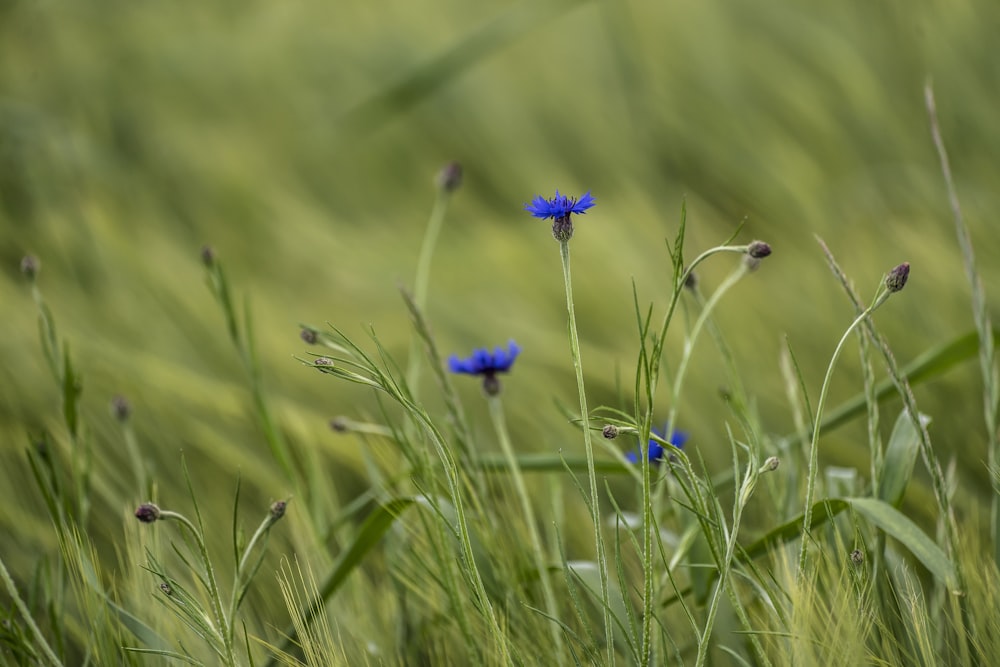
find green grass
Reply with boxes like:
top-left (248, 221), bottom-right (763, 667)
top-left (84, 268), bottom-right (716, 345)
top-left (2, 0), bottom-right (999, 664)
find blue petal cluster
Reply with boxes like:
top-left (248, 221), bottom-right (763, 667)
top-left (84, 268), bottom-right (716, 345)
top-left (524, 190), bottom-right (596, 220)
top-left (448, 341), bottom-right (521, 376)
top-left (626, 425), bottom-right (688, 465)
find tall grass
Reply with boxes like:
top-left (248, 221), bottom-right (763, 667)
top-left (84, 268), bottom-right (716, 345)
top-left (2, 1), bottom-right (1000, 665)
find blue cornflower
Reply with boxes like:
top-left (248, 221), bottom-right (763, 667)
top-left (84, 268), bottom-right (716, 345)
top-left (525, 190), bottom-right (595, 241)
top-left (448, 341), bottom-right (520, 395)
top-left (625, 425), bottom-right (688, 465)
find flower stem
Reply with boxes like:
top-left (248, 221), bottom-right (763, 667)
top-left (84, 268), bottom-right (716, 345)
top-left (160, 510), bottom-right (235, 665)
top-left (798, 287), bottom-right (890, 578)
top-left (488, 395), bottom-right (565, 664)
top-left (406, 188), bottom-right (452, 398)
top-left (557, 239), bottom-right (612, 661)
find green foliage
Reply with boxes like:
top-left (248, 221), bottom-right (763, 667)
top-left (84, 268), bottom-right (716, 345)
top-left (3, 0), bottom-right (1000, 665)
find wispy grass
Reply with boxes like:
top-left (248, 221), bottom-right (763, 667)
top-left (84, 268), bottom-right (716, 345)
top-left (2, 2), bottom-right (1000, 665)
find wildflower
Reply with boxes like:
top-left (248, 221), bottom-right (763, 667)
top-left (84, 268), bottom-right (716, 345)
top-left (437, 161), bottom-right (463, 193)
top-left (885, 262), bottom-right (910, 293)
top-left (20, 255), bottom-right (39, 280)
top-left (747, 240), bottom-right (772, 259)
top-left (269, 500), bottom-right (288, 521)
top-left (329, 416), bottom-right (351, 433)
top-left (760, 456), bottom-right (780, 473)
top-left (625, 425), bottom-right (688, 465)
top-left (744, 240), bottom-right (772, 272)
top-left (135, 503), bottom-right (161, 523)
top-left (111, 395), bottom-right (132, 422)
top-left (200, 245), bottom-right (216, 267)
top-left (448, 341), bottom-right (520, 395)
top-left (525, 190), bottom-right (595, 241)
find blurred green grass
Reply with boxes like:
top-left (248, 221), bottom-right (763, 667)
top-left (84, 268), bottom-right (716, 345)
top-left (2, 0), bottom-right (998, 574)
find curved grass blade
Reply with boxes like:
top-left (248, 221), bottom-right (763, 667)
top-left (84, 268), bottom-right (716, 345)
top-left (848, 497), bottom-right (956, 589)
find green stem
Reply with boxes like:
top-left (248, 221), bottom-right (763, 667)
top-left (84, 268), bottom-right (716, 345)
top-left (798, 288), bottom-right (889, 577)
top-left (696, 460), bottom-right (754, 667)
top-left (406, 189), bottom-right (451, 399)
top-left (558, 239), bottom-right (612, 662)
top-left (664, 263), bottom-right (749, 451)
top-left (488, 395), bottom-right (565, 664)
top-left (161, 510), bottom-right (235, 665)
top-left (0, 554), bottom-right (62, 667)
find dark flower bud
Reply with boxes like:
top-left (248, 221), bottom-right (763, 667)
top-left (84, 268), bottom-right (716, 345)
top-left (160, 582), bottom-right (174, 595)
top-left (200, 245), bottom-right (216, 267)
top-left (885, 262), bottom-right (910, 293)
top-left (20, 255), bottom-right (39, 280)
top-left (329, 417), bottom-right (351, 433)
top-left (747, 241), bottom-right (772, 259)
top-left (684, 268), bottom-right (697, 291)
top-left (111, 395), bottom-right (132, 422)
top-left (135, 503), bottom-right (161, 523)
top-left (314, 357), bottom-right (334, 367)
top-left (437, 161), bottom-right (463, 193)
top-left (300, 328), bottom-right (318, 345)
top-left (850, 549), bottom-right (864, 565)
top-left (602, 424), bottom-right (619, 440)
top-left (270, 500), bottom-right (288, 521)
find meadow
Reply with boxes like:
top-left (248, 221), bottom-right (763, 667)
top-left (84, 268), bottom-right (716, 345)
top-left (2, 0), bottom-right (999, 664)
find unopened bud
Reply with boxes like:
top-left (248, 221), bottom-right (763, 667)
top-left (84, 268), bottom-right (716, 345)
top-left (135, 503), bottom-right (161, 523)
top-left (602, 424), bottom-right (619, 440)
top-left (20, 255), bottom-right (40, 280)
top-left (437, 161), bottom-right (463, 193)
top-left (885, 262), bottom-right (910, 293)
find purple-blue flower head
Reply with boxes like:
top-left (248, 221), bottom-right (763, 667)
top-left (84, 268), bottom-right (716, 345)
top-left (525, 190), bottom-right (595, 220)
top-left (525, 190), bottom-right (595, 241)
top-left (626, 425), bottom-right (688, 465)
top-left (449, 341), bottom-right (520, 395)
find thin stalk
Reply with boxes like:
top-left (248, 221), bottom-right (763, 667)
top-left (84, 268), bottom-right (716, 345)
top-left (798, 286), bottom-right (891, 578)
top-left (558, 238), bottom-right (613, 662)
top-left (488, 395), bottom-right (565, 663)
top-left (227, 506), bottom-right (284, 648)
top-left (406, 187), bottom-right (453, 398)
top-left (925, 83), bottom-right (999, 567)
top-left (664, 262), bottom-right (749, 446)
top-left (0, 554), bottom-right (62, 667)
top-left (696, 459), bottom-right (754, 667)
top-left (160, 510), bottom-right (235, 666)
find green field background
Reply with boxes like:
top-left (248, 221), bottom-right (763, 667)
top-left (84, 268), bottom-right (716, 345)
top-left (2, 0), bottom-right (998, 610)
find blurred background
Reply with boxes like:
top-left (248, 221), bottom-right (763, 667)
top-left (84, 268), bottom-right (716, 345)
top-left (2, 0), bottom-right (998, 578)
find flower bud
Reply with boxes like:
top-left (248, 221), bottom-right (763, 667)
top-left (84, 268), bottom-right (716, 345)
top-left (20, 255), bottom-right (39, 280)
top-left (885, 262), bottom-right (910, 293)
top-left (437, 161), bottom-right (463, 193)
top-left (135, 503), bottom-right (161, 523)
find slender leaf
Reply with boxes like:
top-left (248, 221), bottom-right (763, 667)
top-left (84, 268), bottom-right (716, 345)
top-left (878, 410), bottom-right (928, 507)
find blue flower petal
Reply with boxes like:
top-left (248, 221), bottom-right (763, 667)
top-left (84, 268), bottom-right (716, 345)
top-left (449, 341), bottom-right (520, 376)
top-left (525, 191), bottom-right (596, 220)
